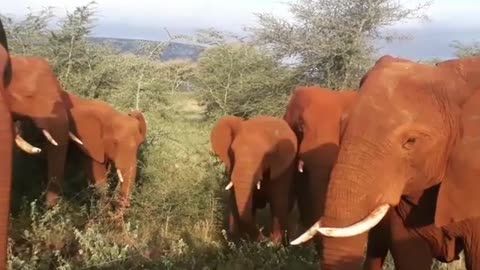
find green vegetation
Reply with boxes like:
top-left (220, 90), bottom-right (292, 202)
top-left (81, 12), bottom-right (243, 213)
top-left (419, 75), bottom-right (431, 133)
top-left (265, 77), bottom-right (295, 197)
top-left (2, 0), bottom-right (477, 269)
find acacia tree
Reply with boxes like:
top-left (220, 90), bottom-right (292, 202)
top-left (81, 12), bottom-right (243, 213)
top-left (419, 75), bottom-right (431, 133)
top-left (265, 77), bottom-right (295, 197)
top-left (250, 0), bottom-right (432, 89)
top-left (451, 40), bottom-right (480, 58)
top-left (195, 42), bottom-right (295, 118)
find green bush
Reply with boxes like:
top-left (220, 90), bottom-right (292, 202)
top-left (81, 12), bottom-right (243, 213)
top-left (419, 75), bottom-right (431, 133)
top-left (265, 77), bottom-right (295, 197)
top-left (195, 43), bottom-right (296, 119)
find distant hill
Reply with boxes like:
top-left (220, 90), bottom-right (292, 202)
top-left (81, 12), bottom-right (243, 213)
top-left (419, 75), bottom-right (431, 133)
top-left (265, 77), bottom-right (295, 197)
top-left (89, 37), bottom-right (208, 61)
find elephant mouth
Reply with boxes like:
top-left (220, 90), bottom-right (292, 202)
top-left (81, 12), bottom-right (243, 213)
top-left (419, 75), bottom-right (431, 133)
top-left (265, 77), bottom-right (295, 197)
top-left (290, 203), bottom-right (390, 245)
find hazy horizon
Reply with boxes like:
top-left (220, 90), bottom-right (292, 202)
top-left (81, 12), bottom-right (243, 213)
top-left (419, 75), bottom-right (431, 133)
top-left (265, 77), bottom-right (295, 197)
top-left (3, 0), bottom-right (480, 60)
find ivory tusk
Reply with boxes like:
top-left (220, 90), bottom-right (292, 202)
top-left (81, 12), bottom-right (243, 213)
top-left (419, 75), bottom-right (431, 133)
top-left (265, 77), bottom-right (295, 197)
top-left (42, 129), bottom-right (58, 146)
top-left (225, 181), bottom-right (233, 190)
top-left (116, 169), bottom-right (125, 183)
top-left (298, 160), bottom-right (304, 173)
top-left (15, 134), bottom-right (42, 154)
top-left (290, 221), bottom-right (321, 245)
top-left (290, 204), bottom-right (390, 244)
top-left (69, 132), bottom-right (83, 145)
top-left (317, 204), bottom-right (390, 238)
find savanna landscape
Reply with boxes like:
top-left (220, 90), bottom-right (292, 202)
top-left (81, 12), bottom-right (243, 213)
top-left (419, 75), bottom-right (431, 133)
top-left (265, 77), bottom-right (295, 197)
top-left (1, 0), bottom-right (479, 269)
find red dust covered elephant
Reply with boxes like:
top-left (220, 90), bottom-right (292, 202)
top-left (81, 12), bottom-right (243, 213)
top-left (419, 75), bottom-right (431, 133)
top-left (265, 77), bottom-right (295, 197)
top-left (210, 115), bottom-right (297, 244)
top-left (61, 90), bottom-right (147, 211)
top-left (283, 86), bottom-right (358, 248)
top-left (291, 55), bottom-right (480, 270)
top-left (7, 56), bottom-right (82, 207)
top-left (0, 18), bottom-right (14, 269)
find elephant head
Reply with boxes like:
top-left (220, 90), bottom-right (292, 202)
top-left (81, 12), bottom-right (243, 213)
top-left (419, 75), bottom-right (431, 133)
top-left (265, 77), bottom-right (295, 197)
top-left (210, 116), bottom-right (244, 175)
top-left (0, 17), bottom-right (13, 269)
top-left (68, 102), bottom-right (147, 207)
top-left (283, 86), bottom-right (357, 231)
top-left (291, 55), bottom-right (478, 269)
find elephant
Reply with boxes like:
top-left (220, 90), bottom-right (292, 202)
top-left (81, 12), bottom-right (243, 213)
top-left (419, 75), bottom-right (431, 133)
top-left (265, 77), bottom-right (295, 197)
top-left (290, 55), bottom-right (480, 270)
top-left (210, 115), bottom-right (298, 244)
top-left (0, 17), bottom-right (13, 270)
top-left (7, 56), bottom-right (82, 207)
top-left (282, 86), bottom-right (358, 246)
top-left (60, 90), bottom-right (147, 211)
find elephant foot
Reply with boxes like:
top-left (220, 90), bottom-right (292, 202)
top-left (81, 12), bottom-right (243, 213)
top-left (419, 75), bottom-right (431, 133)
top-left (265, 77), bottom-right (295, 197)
top-left (270, 231), bottom-right (288, 246)
top-left (46, 191), bottom-right (61, 208)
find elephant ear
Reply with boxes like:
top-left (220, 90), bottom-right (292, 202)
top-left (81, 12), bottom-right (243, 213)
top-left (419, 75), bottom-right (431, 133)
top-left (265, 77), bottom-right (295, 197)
top-left (210, 116), bottom-right (243, 172)
top-left (435, 89), bottom-right (480, 227)
top-left (128, 110), bottom-right (147, 142)
top-left (69, 107), bottom-right (105, 163)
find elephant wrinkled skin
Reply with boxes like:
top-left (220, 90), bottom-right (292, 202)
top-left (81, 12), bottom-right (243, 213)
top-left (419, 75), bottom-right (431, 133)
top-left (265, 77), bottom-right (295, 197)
top-left (210, 115), bottom-right (297, 244)
top-left (283, 86), bottom-right (357, 247)
top-left (61, 91), bottom-right (147, 211)
top-left (292, 55), bottom-right (480, 270)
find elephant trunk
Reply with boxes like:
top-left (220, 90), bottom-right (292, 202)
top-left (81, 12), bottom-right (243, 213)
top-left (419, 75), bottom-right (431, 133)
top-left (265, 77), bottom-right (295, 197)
top-left (231, 163), bottom-right (258, 240)
top-left (0, 90), bottom-right (12, 268)
top-left (320, 234), bottom-right (368, 270)
top-left (117, 163), bottom-right (137, 208)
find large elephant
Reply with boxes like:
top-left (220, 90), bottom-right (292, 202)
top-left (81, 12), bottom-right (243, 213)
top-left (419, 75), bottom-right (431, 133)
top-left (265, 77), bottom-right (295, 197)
top-left (61, 91), bottom-right (147, 211)
top-left (7, 56), bottom-right (81, 207)
top-left (362, 55), bottom-right (480, 270)
top-left (291, 55), bottom-right (480, 270)
top-left (210, 115), bottom-right (298, 244)
top-left (0, 18), bottom-right (14, 270)
top-left (283, 86), bottom-right (358, 245)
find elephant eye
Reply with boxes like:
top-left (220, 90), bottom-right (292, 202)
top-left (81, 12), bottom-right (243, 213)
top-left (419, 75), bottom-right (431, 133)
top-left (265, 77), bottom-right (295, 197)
top-left (402, 137), bottom-right (416, 150)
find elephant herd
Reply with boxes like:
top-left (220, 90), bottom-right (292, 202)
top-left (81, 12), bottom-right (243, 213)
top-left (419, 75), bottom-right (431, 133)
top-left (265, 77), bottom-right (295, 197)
top-left (211, 55), bottom-right (480, 270)
top-left (0, 19), bottom-right (147, 269)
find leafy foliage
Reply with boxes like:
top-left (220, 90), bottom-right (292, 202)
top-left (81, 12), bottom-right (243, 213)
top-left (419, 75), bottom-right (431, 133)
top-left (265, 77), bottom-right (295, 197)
top-left (451, 40), bottom-right (480, 58)
top-left (250, 0), bottom-right (432, 89)
top-left (195, 42), bottom-right (296, 118)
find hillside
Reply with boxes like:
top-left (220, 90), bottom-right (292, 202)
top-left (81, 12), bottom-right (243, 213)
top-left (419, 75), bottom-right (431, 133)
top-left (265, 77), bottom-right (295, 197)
top-left (89, 37), bottom-right (207, 61)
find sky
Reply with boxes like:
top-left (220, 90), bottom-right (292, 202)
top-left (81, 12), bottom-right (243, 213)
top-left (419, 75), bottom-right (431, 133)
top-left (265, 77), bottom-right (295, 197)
top-left (2, 0), bottom-right (480, 59)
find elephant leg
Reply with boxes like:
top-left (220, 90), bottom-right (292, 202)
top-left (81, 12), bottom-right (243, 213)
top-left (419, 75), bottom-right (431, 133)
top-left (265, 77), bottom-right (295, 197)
top-left (459, 220), bottom-right (480, 270)
top-left (363, 210), bottom-right (391, 270)
top-left (45, 144), bottom-right (68, 207)
top-left (89, 161), bottom-right (109, 204)
top-left (389, 208), bottom-right (433, 270)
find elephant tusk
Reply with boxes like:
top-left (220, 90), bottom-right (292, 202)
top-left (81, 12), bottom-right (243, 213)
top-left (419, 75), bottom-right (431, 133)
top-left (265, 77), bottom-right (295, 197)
top-left (116, 169), bottom-right (125, 183)
top-left (15, 134), bottom-right (42, 154)
top-left (256, 181), bottom-right (261, 190)
top-left (42, 129), bottom-right (58, 146)
top-left (69, 132), bottom-right (83, 145)
top-left (290, 221), bottom-right (321, 245)
top-left (298, 160), bottom-right (304, 173)
top-left (225, 181), bottom-right (233, 190)
top-left (316, 204), bottom-right (390, 238)
top-left (291, 204), bottom-right (390, 244)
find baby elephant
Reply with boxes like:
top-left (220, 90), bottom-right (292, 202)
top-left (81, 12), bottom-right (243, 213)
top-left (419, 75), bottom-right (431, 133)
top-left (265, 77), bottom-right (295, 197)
top-left (210, 115), bottom-right (298, 245)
